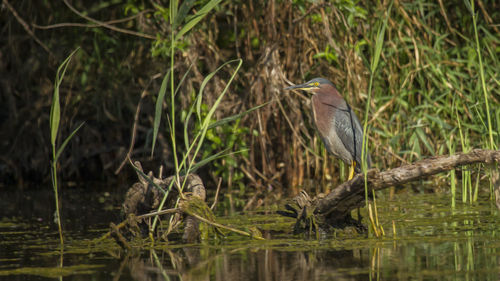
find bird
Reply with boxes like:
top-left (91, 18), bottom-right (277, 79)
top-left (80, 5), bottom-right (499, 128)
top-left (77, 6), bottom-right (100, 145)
top-left (285, 77), bottom-right (371, 180)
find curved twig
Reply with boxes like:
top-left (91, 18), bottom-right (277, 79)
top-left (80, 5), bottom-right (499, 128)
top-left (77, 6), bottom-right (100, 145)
top-left (3, 0), bottom-right (54, 57)
top-left (62, 0), bottom-right (156, 39)
top-left (32, 9), bottom-right (154, 30)
top-left (115, 74), bottom-right (162, 174)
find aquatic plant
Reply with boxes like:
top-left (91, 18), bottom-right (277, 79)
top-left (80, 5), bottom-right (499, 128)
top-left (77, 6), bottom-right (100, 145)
top-left (49, 48), bottom-right (84, 245)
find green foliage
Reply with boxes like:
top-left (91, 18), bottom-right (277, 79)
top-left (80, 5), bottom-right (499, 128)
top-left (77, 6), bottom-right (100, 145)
top-left (129, 0), bottom-right (222, 58)
top-left (204, 107), bottom-right (249, 190)
top-left (150, 56), bottom-right (243, 235)
top-left (146, 0), bottom-right (263, 234)
top-left (335, 0), bottom-right (367, 27)
top-left (292, 0), bottom-right (367, 27)
top-left (343, 1), bottom-right (499, 164)
top-left (313, 45), bottom-right (338, 64)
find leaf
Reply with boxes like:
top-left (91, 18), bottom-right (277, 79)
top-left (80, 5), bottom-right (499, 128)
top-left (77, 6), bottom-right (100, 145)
top-left (55, 122), bottom-right (85, 161)
top-left (174, 0), bottom-right (196, 28)
top-left (463, 0), bottom-right (473, 13)
top-left (208, 102), bottom-right (270, 130)
top-left (196, 58), bottom-right (234, 122)
top-left (415, 127), bottom-right (435, 155)
top-left (424, 113), bottom-right (452, 130)
top-left (189, 149), bottom-right (247, 173)
top-left (371, 2), bottom-right (392, 73)
top-left (184, 91), bottom-right (196, 153)
top-left (50, 48), bottom-right (79, 147)
top-left (152, 70), bottom-right (171, 156)
top-left (179, 59), bottom-right (242, 175)
top-left (175, 63), bottom-right (193, 97)
top-left (174, 0), bottom-right (221, 42)
top-left (170, 0), bottom-right (179, 25)
top-left (50, 84), bottom-right (60, 147)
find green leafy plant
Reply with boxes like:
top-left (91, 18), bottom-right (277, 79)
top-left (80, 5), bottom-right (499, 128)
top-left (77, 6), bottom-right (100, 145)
top-left (49, 48), bottom-right (84, 246)
top-left (143, 0), bottom-right (267, 238)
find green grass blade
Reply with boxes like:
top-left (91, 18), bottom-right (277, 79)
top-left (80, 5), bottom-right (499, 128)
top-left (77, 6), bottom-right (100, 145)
top-left (415, 127), bottom-right (435, 155)
top-left (184, 93), bottom-right (195, 153)
top-left (152, 70), bottom-right (171, 156)
top-left (199, 59), bottom-right (242, 130)
top-left (208, 101), bottom-right (270, 130)
top-left (55, 122), bottom-right (85, 161)
top-left (50, 48), bottom-right (79, 147)
top-left (188, 148), bottom-right (231, 173)
top-left (50, 86), bottom-right (60, 147)
top-left (174, 0), bottom-right (221, 42)
top-left (371, 2), bottom-right (392, 73)
top-left (180, 59), bottom-right (242, 176)
top-left (196, 58), bottom-right (236, 122)
top-left (362, 2), bottom-right (392, 213)
top-left (175, 0), bottom-right (196, 28)
top-left (175, 64), bottom-right (193, 96)
top-left (170, 0), bottom-right (178, 25)
top-left (467, 0), bottom-right (495, 150)
top-left (129, 162), bottom-right (167, 195)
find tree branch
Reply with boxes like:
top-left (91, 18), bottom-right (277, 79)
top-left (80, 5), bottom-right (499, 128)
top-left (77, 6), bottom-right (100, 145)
top-left (280, 149), bottom-right (500, 233)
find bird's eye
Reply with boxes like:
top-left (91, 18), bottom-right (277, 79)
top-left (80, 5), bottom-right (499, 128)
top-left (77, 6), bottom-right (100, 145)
top-left (314, 82), bottom-right (319, 86)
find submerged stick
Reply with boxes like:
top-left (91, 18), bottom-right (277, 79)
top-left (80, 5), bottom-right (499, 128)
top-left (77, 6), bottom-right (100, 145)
top-left (183, 210), bottom-right (265, 240)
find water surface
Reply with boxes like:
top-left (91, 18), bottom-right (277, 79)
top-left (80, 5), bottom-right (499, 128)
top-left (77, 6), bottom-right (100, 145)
top-left (1, 188), bottom-right (499, 280)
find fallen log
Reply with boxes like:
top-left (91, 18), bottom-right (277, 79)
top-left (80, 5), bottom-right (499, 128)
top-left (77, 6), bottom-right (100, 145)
top-left (279, 149), bottom-right (500, 234)
top-left (109, 161), bottom-right (263, 245)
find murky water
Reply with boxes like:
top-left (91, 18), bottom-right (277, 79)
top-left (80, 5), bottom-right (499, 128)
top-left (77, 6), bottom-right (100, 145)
top-left (1, 188), bottom-right (500, 280)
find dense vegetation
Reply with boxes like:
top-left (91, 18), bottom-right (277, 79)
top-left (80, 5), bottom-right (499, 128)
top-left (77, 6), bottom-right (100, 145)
top-left (1, 0), bottom-right (498, 208)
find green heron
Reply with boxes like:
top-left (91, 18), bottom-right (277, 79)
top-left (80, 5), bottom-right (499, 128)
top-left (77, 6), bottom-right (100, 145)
top-left (285, 77), bottom-right (371, 180)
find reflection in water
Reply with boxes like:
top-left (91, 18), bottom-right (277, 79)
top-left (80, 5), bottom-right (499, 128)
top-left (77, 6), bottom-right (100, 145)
top-left (119, 247), bottom-right (367, 281)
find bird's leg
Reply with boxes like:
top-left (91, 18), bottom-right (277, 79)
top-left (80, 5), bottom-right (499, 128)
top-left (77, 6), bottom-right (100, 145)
top-left (348, 161), bottom-right (356, 180)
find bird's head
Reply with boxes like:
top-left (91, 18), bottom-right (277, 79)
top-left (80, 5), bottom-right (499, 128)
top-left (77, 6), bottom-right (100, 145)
top-left (284, 77), bottom-right (334, 93)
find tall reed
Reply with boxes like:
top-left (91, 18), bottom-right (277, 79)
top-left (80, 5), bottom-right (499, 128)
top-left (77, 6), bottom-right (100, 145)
top-left (145, 0), bottom-right (261, 237)
top-left (49, 48), bottom-right (84, 245)
top-left (361, 2), bottom-right (392, 237)
top-left (466, 0), bottom-right (495, 151)
top-left (467, 0), bottom-right (497, 201)
top-left (362, 2), bottom-right (392, 202)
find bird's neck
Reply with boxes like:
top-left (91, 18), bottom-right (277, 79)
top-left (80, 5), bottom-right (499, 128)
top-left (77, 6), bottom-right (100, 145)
top-left (315, 87), bottom-right (345, 107)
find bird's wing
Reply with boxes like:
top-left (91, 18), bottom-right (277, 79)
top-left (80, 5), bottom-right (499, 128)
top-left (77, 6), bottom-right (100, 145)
top-left (331, 103), bottom-right (370, 170)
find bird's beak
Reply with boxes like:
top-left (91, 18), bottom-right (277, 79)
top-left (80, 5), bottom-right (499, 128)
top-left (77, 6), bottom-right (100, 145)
top-left (284, 82), bottom-right (315, 91)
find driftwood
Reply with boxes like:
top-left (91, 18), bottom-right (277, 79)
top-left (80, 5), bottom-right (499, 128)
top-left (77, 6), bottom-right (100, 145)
top-left (122, 162), bottom-right (206, 216)
top-left (120, 161), bottom-right (206, 242)
top-left (279, 149), bottom-right (500, 234)
top-left (116, 161), bottom-right (263, 244)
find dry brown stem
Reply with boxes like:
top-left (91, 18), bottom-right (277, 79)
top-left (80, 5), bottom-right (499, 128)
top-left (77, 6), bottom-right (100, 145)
top-left (2, 0), bottom-right (54, 56)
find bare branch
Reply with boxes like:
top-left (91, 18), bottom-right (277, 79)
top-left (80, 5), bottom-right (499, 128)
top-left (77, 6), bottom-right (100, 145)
top-left (3, 0), bottom-right (54, 57)
top-left (62, 0), bottom-right (156, 39)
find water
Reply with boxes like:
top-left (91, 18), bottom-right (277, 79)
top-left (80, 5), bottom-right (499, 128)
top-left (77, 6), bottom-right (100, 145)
top-left (1, 188), bottom-right (499, 280)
